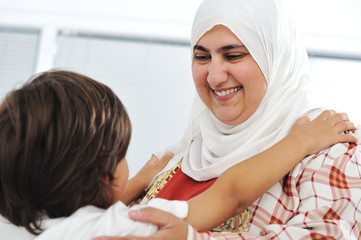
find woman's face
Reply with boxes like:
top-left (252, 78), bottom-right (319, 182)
top-left (192, 25), bottom-right (267, 125)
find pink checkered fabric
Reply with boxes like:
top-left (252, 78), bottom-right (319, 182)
top-left (188, 142), bottom-right (361, 240)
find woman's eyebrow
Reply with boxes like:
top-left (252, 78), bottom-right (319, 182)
top-left (218, 45), bottom-right (247, 53)
top-left (193, 44), bottom-right (247, 53)
top-left (193, 45), bottom-right (209, 53)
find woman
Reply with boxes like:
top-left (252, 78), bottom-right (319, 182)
top-left (98, 0), bottom-right (361, 239)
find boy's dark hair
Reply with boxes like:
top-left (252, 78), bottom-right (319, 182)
top-left (0, 70), bottom-right (131, 235)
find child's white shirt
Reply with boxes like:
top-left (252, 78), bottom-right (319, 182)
top-left (0, 198), bottom-right (188, 240)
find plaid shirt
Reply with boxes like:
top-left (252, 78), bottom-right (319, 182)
top-left (188, 142), bottom-right (361, 240)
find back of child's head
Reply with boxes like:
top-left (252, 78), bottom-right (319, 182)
top-left (0, 70), bottom-right (131, 235)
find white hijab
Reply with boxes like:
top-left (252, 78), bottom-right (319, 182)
top-left (155, 0), bottom-right (320, 182)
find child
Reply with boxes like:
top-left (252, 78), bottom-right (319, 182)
top-left (0, 70), bottom-right (356, 239)
top-left (0, 70), bottom-right (182, 240)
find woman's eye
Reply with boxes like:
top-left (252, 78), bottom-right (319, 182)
top-left (194, 54), bottom-right (210, 62)
top-left (226, 54), bottom-right (245, 61)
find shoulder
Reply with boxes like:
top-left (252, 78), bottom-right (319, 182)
top-left (37, 202), bottom-right (158, 239)
top-left (145, 198), bottom-right (188, 219)
top-left (291, 141), bottom-right (361, 180)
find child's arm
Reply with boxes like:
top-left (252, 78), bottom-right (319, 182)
top-left (119, 152), bottom-right (173, 205)
top-left (185, 110), bottom-right (357, 231)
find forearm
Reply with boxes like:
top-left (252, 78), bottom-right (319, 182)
top-left (227, 132), bottom-right (308, 207)
top-left (118, 176), bottom-right (146, 205)
top-left (186, 132), bottom-right (308, 230)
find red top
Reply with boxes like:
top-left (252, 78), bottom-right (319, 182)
top-left (155, 168), bottom-right (217, 201)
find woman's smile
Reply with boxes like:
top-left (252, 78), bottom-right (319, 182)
top-left (213, 86), bottom-right (242, 97)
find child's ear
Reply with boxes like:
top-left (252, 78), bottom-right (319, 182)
top-left (99, 145), bottom-right (110, 185)
top-left (102, 174), bottom-right (110, 185)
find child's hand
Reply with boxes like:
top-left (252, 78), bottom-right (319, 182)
top-left (134, 152), bottom-right (174, 189)
top-left (290, 110), bottom-right (357, 155)
top-left (117, 152), bottom-right (173, 205)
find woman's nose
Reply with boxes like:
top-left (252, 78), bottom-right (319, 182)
top-left (207, 60), bottom-right (228, 87)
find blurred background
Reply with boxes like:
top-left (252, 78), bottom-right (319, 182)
top-left (1, 0), bottom-right (360, 176)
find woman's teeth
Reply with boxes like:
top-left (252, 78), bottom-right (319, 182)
top-left (214, 86), bottom-right (241, 97)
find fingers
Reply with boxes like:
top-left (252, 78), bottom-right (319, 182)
top-left (149, 152), bottom-right (173, 166)
top-left (336, 133), bottom-right (358, 144)
top-left (128, 207), bottom-right (172, 226)
top-left (328, 113), bottom-right (356, 133)
top-left (159, 151), bottom-right (174, 167)
top-left (291, 116), bottom-right (310, 133)
top-left (318, 110), bottom-right (355, 131)
top-left (128, 207), bottom-right (188, 240)
top-left (318, 110), bottom-right (358, 143)
top-left (334, 120), bottom-right (356, 133)
top-left (319, 110), bottom-right (349, 125)
top-left (317, 110), bottom-right (336, 120)
top-left (148, 154), bottom-right (160, 164)
top-left (327, 112), bottom-right (349, 124)
top-left (294, 116), bottom-right (310, 126)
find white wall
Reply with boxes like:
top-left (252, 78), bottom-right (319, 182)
top-left (0, 0), bottom-right (361, 176)
top-left (53, 35), bottom-right (195, 176)
top-left (1, 0), bottom-right (360, 57)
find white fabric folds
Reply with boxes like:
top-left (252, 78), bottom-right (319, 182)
top-left (154, 0), bottom-right (321, 182)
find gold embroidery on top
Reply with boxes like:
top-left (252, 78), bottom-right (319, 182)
top-left (142, 160), bottom-right (251, 233)
top-left (141, 160), bottom-right (182, 205)
top-left (213, 209), bottom-right (250, 232)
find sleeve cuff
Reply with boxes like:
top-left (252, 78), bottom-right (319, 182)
top-left (187, 225), bottom-right (217, 240)
top-left (187, 225), bottom-right (195, 240)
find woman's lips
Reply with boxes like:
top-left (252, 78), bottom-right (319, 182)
top-left (214, 86), bottom-right (242, 97)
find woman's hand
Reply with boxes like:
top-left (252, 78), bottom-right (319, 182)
top-left (291, 110), bottom-right (357, 155)
top-left (92, 207), bottom-right (188, 240)
top-left (118, 152), bottom-right (173, 205)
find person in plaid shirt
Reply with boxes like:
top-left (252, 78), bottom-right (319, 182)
top-left (96, 0), bottom-right (361, 239)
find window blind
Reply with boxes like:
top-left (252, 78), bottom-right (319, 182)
top-left (0, 28), bottom-right (39, 99)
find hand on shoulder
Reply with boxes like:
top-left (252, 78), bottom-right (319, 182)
top-left (291, 110), bottom-right (357, 155)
